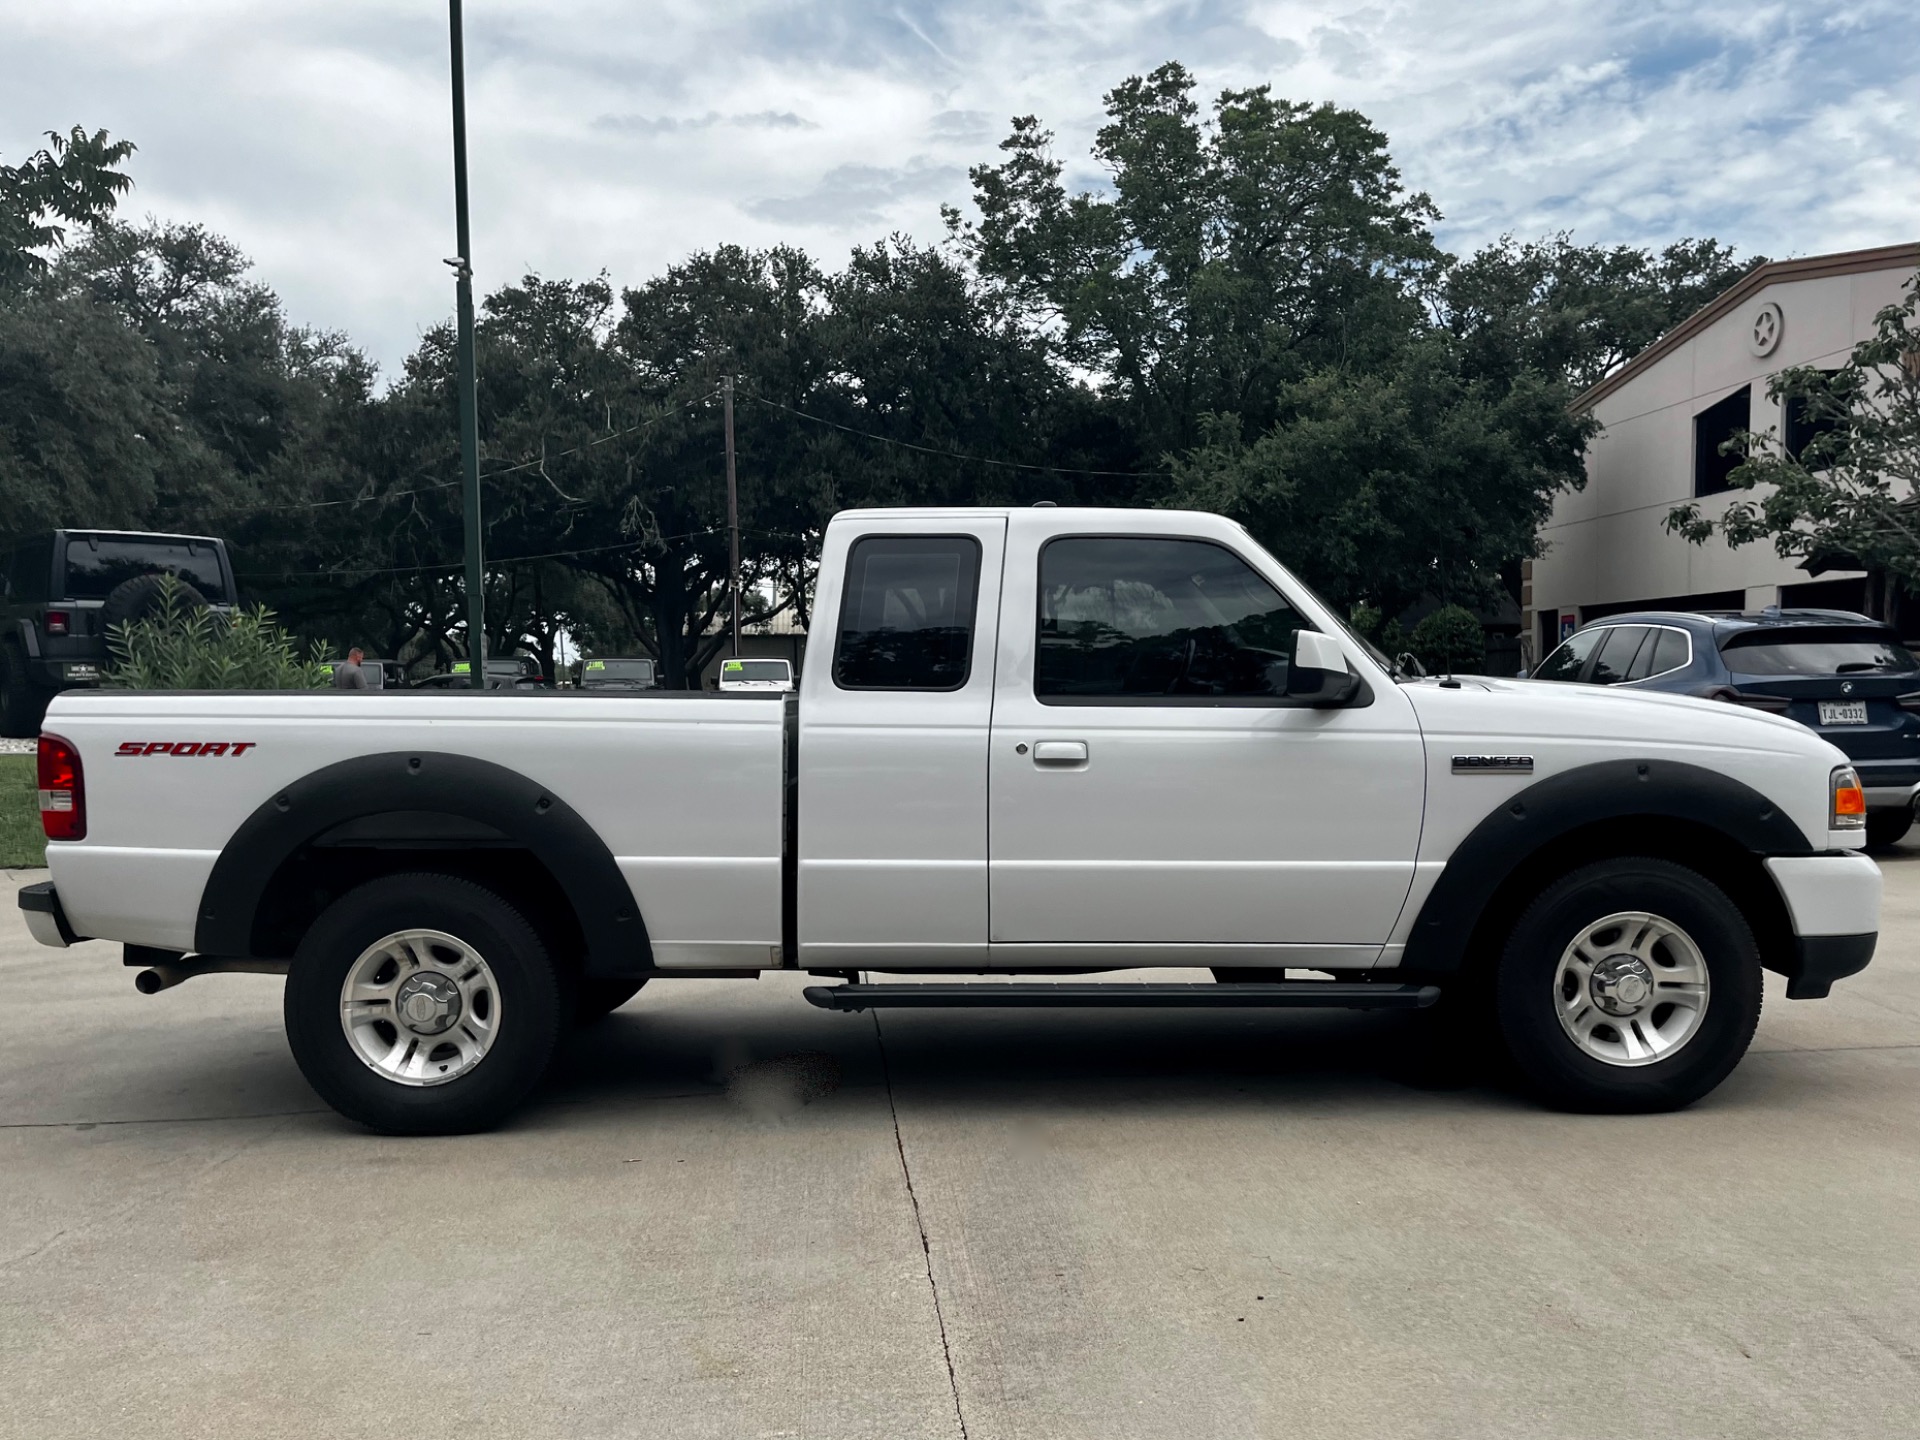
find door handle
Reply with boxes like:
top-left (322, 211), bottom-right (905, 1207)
top-left (1031, 740), bottom-right (1089, 765)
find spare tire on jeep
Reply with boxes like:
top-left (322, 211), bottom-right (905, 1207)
top-left (101, 573), bottom-right (209, 630)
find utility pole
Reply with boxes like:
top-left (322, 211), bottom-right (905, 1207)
top-left (447, 0), bottom-right (485, 688)
top-left (724, 375), bottom-right (741, 656)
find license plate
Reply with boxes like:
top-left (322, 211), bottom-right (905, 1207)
top-left (1819, 700), bottom-right (1868, 725)
top-left (62, 663), bottom-right (98, 683)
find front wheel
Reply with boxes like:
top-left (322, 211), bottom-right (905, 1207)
top-left (1496, 858), bottom-right (1762, 1113)
top-left (284, 873), bottom-right (563, 1134)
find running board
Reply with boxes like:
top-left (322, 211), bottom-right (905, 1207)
top-left (802, 982), bottom-right (1440, 1013)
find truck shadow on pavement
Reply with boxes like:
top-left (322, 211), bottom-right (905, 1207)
top-left (536, 1000), bottom-right (1525, 1125)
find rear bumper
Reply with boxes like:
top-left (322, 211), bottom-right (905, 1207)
top-left (1764, 854), bottom-right (1881, 998)
top-left (17, 881), bottom-right (79, 947)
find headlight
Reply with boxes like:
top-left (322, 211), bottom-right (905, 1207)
top-left (1831, 765), bottom-right (1866, 831)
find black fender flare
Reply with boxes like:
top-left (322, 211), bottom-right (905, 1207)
top-left (194, 751), bottom-right (649, 974)
top-left (1401, 758), bottom-right (1816, 975)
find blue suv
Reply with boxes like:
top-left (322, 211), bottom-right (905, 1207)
top-left (1534, 608), bottom-right (1920, 847)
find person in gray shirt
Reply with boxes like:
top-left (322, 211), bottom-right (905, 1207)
top-left (333, 646), bottom-right (371, 690)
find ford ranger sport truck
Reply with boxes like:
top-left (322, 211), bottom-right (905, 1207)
top-left (18, 507), bottom-right (1882, 1134)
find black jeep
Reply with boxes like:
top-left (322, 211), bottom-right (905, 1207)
top-left (0, 530), bottom-right (236, 736)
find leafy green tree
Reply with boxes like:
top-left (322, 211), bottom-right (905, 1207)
top-left (1446, 234), bottom-right (1757, 393)
top-left (0, 126), bottom-right (135, 288)
top-left (1665, 278), bottom-right (1920, 619)
top-left (948, 62), bottom-right (1443, 466)
top-left (1410, 603), bottom-right (1487, 674)
top-left (1169, 336), bottom-right (1590, 616)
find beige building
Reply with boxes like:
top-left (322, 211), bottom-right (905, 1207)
top-left (1525, 242), bottom-right (1920, 665)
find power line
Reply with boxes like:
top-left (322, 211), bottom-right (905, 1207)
top-left (234, 520), bottom-right (816, 582)
top-left (745, 392), bottom-right (1166, 479)
top-left (210, 387), bottom-right (720, 520)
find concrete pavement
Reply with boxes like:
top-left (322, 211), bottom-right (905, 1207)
top-left (1, 858), bottom-right (1916, 1439)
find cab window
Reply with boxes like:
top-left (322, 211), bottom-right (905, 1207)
top-left (1035, 536), bottom-right (1305, 701)
top-left (833, 536), bottom-right (981, 691)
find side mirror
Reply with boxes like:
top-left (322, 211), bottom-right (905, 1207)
top-left (1287, 630), bottom-right (1362, 706)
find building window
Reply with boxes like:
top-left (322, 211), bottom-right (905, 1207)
top-left (1784, 373), bottom-right (1843, 463)
top-left (1693, 386), bottom-right (1751, 497)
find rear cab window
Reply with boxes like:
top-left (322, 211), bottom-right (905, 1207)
top-left (833, 535), bottom-right (982, 690)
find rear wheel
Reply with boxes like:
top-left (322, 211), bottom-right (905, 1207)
top-left (1866, 808), bottom-right (1913, 850)
top-left (1496, 857), bottom-right (1761, 1113)
top-left (284, 873), bottom-right (563, 1135)
top-left (0, 646), bottom-right (47, 738)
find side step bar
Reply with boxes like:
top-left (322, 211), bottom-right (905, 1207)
top-left (802, 982), bottom-right (1440, 1013)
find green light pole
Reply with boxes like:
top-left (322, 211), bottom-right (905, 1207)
top-left (447, 0), bottom-right (485, 688)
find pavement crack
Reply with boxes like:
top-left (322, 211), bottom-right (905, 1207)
top-left (0, 1108), bottom-right (328, 1130)
top-left (872, 1010), bottom-right (970, 1440)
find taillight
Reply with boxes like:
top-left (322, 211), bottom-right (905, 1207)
top-left (1831, 765), bottom-right (1866, 832)
top-left (37, 734), bottom-right (85, 841)
top-left (1714, 689), bottom-right (1791, 712)
top-left (43, 610), bottom-right (71, 637)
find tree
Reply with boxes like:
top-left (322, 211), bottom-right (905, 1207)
top-left (0, 126), bottom-right (135, 289)
top-left (1665, 278), bottom-right (1920, 619)
top-left (1410, 604), bottom-right (1486, 674)
top-left (1170, 337), bottom-right (1590, 615)
top-left (948, 62), bottom-right (1443, 466)
top-left (1445, 234), bottom-right (1757, 394)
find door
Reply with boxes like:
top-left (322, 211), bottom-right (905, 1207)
top-left (796, 515), bottom-right (1005, 969)
top-left (987, 516), bottom-right (1425, 967)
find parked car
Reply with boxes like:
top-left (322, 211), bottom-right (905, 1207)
top-left (20, 507), bottom-right (1881, 1133)
top-left (0, 530), bottom-right (236, 737)
top-left (717, 657), bottom-right (794, 692)
top-left (577, 657), bottom-right (659, 691)
top-left (413, 659), bottom-right (548, 691)
top-left (1533, 608), bottom-right (1920, 847)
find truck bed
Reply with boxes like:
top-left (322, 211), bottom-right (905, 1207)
top-left (42, 689), bottom-right (788, 967)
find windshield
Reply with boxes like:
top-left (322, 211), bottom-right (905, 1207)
top-left (722, 660), bottom-right (790, 682)
top-left (61, 535), bottom-right (228, 602)
top-left (1721, 630), bottom-right (1920, 677)
top-left (582, 659), bottom-right (655, 684)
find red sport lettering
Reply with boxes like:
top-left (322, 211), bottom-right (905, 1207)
top-left (113, 740), bottom-right (255, 757)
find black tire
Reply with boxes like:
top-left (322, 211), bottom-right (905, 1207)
top-left (576, 976), bottom-right (646, 1026)
top-left (284, 873), bottom-right (563, 1135)
top-left (0, 646), bottom-right (46, 739)
top-left (1496, 857), bottom-right (1762, 1113)
top-left (100, 572), bottom-right (207, 630)
top-left (1866, 809), bottom-right (1913, 850)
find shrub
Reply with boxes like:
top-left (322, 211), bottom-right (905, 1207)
top-left (104, 575), bottom-right (333, 690)
top-left (1411, 604), bottom-right (1486, 675)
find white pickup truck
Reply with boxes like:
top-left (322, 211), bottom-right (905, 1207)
top-left (19, 507), bottom-right (1883, 1133)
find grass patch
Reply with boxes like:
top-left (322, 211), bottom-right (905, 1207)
top-left (0, 755), bottom-right (45, 868)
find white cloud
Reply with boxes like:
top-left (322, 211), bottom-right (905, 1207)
top-left (2, 0), bottom-right (1912, 375)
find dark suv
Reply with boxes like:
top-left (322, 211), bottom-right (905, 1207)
top-left (1534, 608), bottom-right (1920, 846)
top-left (0, 530), bottom-right (237, 736)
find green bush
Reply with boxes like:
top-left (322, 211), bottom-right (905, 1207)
top-left (104, 575), bottom-right (333, 690)
top-left (1348, 603), bottom-right (1407, 660)
top-left (1411, 604), bottom-right (1486, 675)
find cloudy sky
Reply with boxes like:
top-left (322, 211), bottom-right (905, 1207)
top-left (4, 1), bottom-right (1914, 375)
